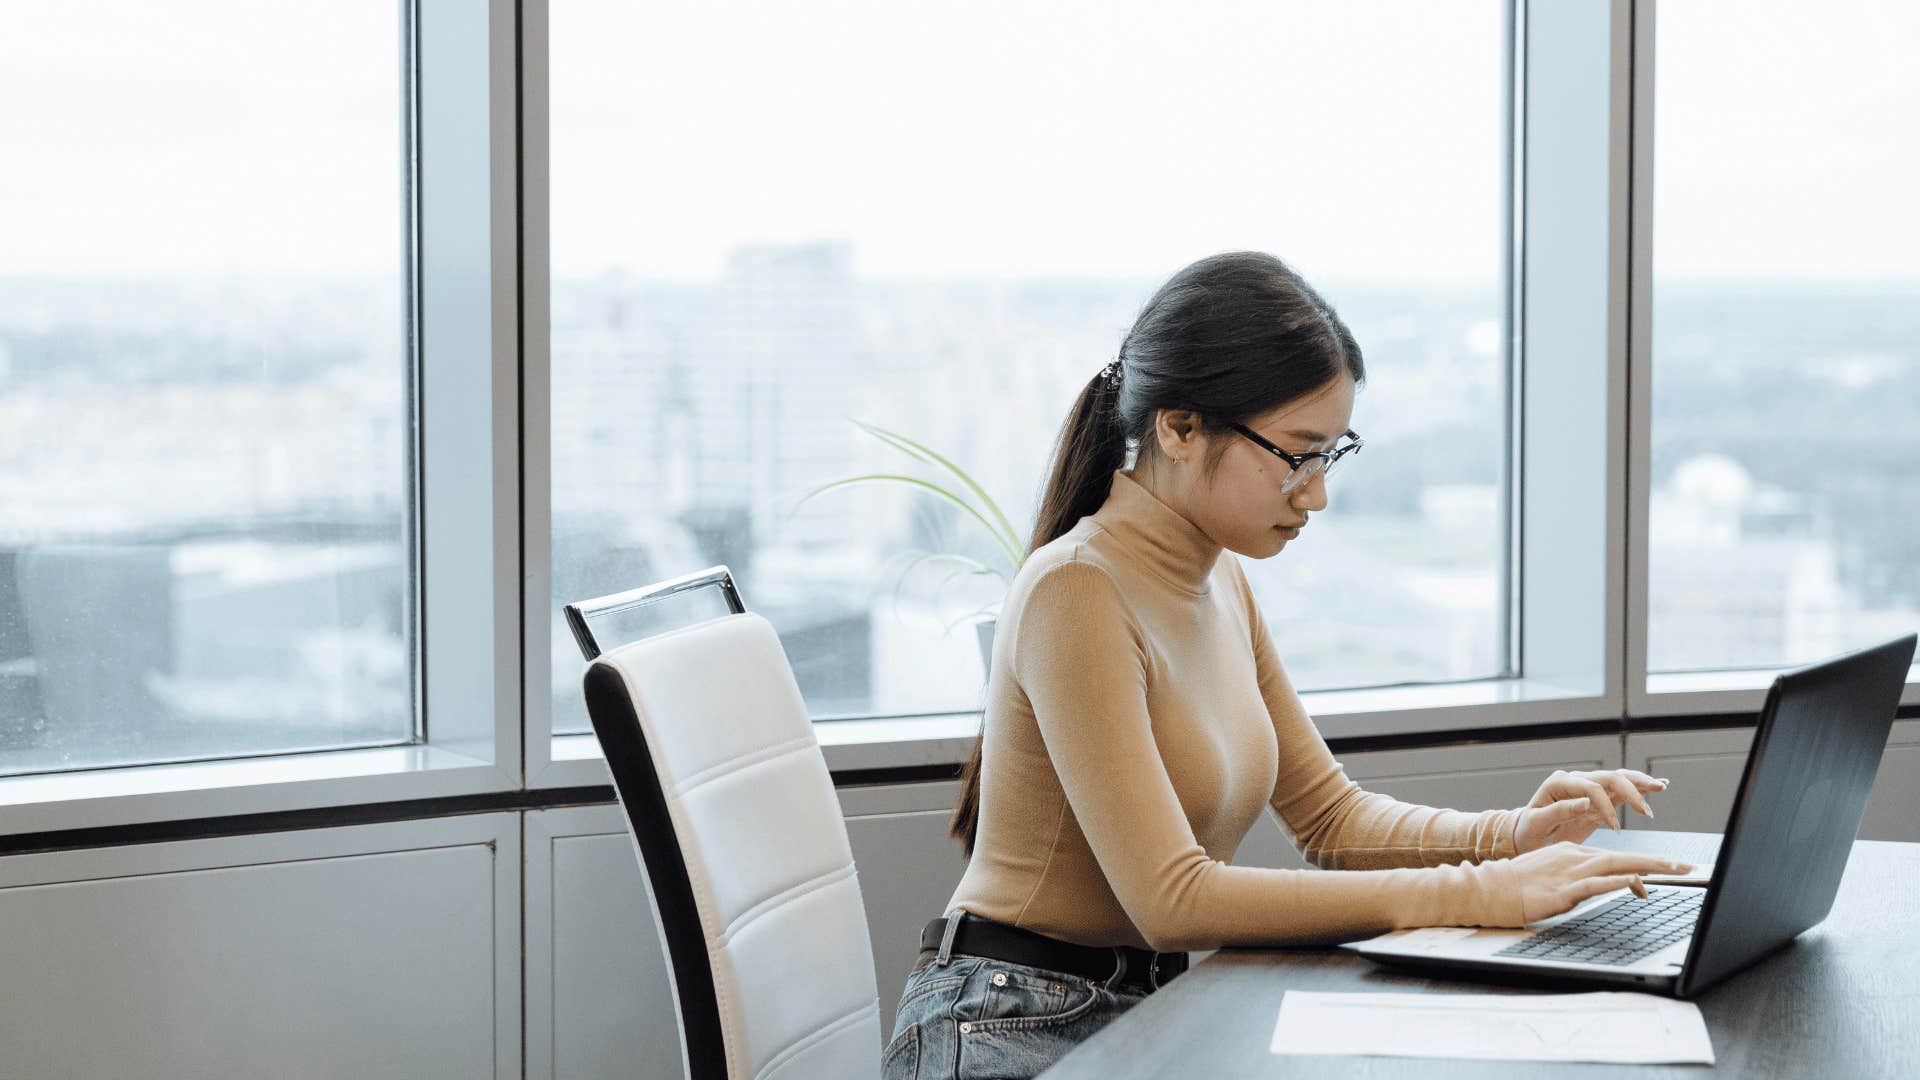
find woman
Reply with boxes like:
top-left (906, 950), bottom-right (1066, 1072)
top-left (879, 252), bottom-right (1688, 1080)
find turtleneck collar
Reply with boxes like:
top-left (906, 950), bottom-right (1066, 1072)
top-left (1089, 470), bottom-right (1223, 595)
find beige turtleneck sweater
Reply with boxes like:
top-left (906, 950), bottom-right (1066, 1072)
top-left (945, 470), bottom-right (1526, 952)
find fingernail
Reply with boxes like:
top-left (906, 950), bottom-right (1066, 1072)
top-left (1657, 778), bottom-right (1671, 787)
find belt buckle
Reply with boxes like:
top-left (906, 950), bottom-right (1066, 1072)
top-left (1147, 951), bottom-right (1183, 991)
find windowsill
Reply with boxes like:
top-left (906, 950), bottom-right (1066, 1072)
top-left (537, 676), bottom-right (1615, 786)
top-left (0, 744), bottom-right (506, 840)
top-left (1638, 662), bottom-right (1920, 718)
top-left (39, 663), bottom-right (1909, 836)
top-left (544, 711), bottom-right (986, 783)
top-left (1299, 677), bottom-right (1607, 739)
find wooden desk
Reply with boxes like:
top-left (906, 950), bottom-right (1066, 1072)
top-left (1041, 832), bottom-right (1920, 1078)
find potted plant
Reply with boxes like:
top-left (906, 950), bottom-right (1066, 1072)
top-left (796, 420), bottom-right (1024, 672)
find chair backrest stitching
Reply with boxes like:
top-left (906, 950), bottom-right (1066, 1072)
top-left (751, 1000), bottom-right (881, 1080)
top-left (673, 735), bottom-right (816, 795)
top-left (719, 862), bottom-right (856, 945)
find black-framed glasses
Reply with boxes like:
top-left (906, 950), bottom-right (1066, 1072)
top-left (1229, 424), bottom-right (1363, 494)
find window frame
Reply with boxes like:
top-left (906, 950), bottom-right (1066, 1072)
top-left (523, 0), bottom-right (1645, 788)
top-left (0, 0), bottom-right (524, 836)
top-left (7, 0), bottom-right (1912, 831)
top-left (1621, 0), bottom-right (1920, 720)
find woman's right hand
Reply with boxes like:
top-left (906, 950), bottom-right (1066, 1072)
top-left (1509, 842), bottom-right (1694, 923)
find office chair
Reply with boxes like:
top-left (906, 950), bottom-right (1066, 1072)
top-left (567, 567), bottom-right (882, 1080)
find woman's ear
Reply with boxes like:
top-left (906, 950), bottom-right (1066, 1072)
top-left (1154, 409), bottom-right (1203, 464)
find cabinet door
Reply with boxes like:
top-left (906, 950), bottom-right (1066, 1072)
top-left (525, 805), bottom-right (679, 1080)
top-left (0, 815), bottom-right (519, 1080)
top-left (1620, 728), bottom-right (1754, 835)
top-left (1625, 719), bottom-right (1920, 842)
top-left (839, 781), bottom-right (971, 1034)
top-left (1861, 720), bottom-right (1920, 841)
top-left (1235, 735), bottom-right (1623, 870)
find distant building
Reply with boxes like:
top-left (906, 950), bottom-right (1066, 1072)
top-left (1647, 453), bottom-right (1884, 670)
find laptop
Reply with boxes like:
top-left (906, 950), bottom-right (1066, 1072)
top-left (1343, 633), bottom-right (1917, 998)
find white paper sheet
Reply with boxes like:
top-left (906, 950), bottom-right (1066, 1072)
top-left (1270, 990), bottom-right (1714, 1065)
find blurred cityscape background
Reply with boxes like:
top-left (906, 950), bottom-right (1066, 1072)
top-left (2, 0), bottom-right (1912, 773)
top-left (3, 256), bottom-right (1915, 762)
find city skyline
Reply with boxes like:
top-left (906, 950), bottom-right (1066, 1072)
top-left (3, 253), bottom-right (1916, 770)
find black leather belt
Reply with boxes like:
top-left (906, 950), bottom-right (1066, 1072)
top-left (918, 912), bottom-right (1188, 992)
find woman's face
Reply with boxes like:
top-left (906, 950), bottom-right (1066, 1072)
top-left (1150, 374), bottom-right (1357, 559)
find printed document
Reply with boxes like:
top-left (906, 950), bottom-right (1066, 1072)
top-left (1270, 990), bottom-right (1714, 1065)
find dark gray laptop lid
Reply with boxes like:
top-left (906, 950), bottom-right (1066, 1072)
top-left (1678, 633), bottom-right (1917, 998)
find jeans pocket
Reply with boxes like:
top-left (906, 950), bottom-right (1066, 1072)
top-left (964, 963), bottom-right (1101, 1032)
top-left (897, 958), bottom-right (980, 1017)
top-left (881, 1022), bottom-right (920, 1080)
top-left (955, 971), bottom-right (1125, 1079)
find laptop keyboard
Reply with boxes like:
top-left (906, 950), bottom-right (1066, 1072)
top-left (1494, 888), bottom-right (1704, 967)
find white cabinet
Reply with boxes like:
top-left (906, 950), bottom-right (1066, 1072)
top-left (838, 780), bottom-right (971, 1034)
top-left (1624, 719), bottom-right (1920, 842)
top-left (525, 805), bottom-right (681, 1080)
top-left (0, 815), bottom-right (520, 1080)
top-left (1620, 727), bottom-right (1754, 835)
top-left (1864, 719), bottom-right (1920, 840)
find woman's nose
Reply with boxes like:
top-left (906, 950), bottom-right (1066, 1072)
top-left (1290, 471), bottom-right (1330, 511)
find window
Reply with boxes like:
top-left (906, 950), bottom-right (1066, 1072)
top-left (547, 0), bottom-right (1512, 733)
top-left (0, 2), bottom-right (415, 775)
top-left (1648, 0), bottom-right (1920, 674)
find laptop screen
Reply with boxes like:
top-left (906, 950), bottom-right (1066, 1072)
top-left (1677, 634), bottom-right (1915, 997)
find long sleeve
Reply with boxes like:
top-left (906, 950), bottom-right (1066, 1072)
top-left (1242, 568), bottom-right (1524, 873)
top-left (1017, 558), bottom-right (1525, 951)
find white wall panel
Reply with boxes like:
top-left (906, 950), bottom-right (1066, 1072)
top-left (18, 723), bottom-right (1900, 1080)
top-left (1625, 719), bottom-right (1920, 842)
top-left (0, 814), bottom-right (518, 1080)
top-left (525, 805), bottom-right (682, 1080)
top-left (838, 781), bottom-right (970, 1034)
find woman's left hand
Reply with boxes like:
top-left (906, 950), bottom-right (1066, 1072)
top-left (1513, 769), bottom-right (1671, 853)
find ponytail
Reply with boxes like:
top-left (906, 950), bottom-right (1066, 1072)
top-left (949, 367), bottom-right (1128, 857)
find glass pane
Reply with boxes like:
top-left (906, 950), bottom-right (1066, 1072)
top-left (0, 2), bottom-right (414, 774)
top-left (550, 0), bottom-right (1509, 730)
top-left (1649, 0), bottom-right (1920, 673)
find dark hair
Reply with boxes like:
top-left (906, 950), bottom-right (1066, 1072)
top-left (949, 251), bottom-right (1366, 856)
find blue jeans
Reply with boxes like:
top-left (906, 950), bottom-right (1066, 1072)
top-left (882, 952), bottom-right (1149, 1080)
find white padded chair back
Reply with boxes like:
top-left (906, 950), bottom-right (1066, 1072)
top-left (584, 611), bottom-right (881, 1080)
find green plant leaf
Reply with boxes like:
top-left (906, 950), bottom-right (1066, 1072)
top-left (942, 598), bottom-right (1003, 636)
top-left (795, 474), bottom-right (1025, 569)
top-left (890, 551), bottom-right (1007, 617)
top-left (931, 563), bottom-right (999, 598)
top-left (852, 420), bottom-right (1023, 565)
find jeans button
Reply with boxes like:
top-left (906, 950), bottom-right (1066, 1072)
top-left (959, 1022), bottom-right (973, 1034)
top-left (990, 972), bottom-right (1007, 987)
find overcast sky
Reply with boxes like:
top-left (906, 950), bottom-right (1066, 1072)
top-left (2, 0), bottom-right (1914, 282)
